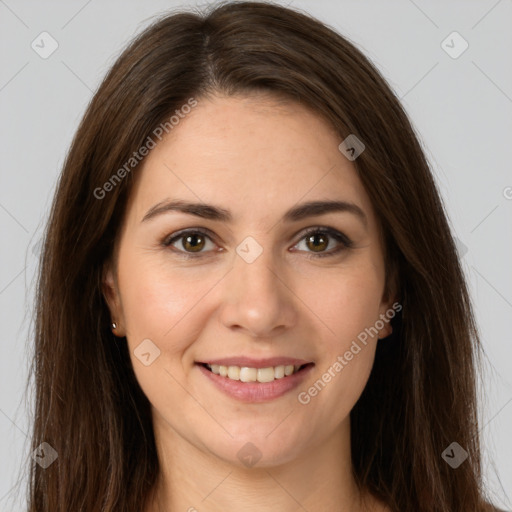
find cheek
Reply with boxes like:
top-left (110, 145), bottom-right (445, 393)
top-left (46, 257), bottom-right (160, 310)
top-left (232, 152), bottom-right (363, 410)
top-left (116, 258), bottom-right (214, 413)
top-left (295, 261), bottom-right (384, 347)
top-left (118, 254), bottom-right (220, 357)
top-left (294, 277), bottom-right (380, 438)
top-left (291, 261), bottom-right (383, 414)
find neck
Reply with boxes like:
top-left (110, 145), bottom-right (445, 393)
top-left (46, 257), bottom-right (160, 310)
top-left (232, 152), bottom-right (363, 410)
top-left (146, 410), bottom-right (375, 512)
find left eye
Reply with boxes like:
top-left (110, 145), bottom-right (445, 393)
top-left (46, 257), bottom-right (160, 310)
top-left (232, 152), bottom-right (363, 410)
top-left (163, 227), bottom-right (352, 258)
top-left (292, 228), bottom-right (353, 258)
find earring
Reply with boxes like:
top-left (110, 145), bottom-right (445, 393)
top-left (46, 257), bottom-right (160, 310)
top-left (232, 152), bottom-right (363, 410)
top-left (111, 322), bottom-right (117, 330)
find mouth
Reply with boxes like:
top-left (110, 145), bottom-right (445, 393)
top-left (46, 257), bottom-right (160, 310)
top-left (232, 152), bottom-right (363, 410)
top-left (196, 359), bottom-right (315, 402)
top-left (198, 362), bottom-right (314, 383)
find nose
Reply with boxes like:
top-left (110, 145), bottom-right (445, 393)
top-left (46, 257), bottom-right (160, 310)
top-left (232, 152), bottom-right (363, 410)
top-left (218, 244), bottom-right (298, 338)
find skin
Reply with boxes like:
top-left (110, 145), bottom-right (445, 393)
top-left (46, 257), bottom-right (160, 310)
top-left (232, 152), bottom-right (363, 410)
top-left (103, 93), bottom-right (394, 512)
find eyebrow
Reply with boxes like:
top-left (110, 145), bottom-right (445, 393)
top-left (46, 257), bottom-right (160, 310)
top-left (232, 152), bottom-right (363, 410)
top-left (141, 198), bottom-right (367, 227)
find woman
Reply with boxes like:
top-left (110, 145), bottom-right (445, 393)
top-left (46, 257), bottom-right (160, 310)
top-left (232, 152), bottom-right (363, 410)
top-left (27, 2), bottom-right (506, 511)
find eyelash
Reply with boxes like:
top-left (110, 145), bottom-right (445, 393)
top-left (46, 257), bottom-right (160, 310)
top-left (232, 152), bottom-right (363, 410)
top-left (162, 226), bottom-right (353, 259)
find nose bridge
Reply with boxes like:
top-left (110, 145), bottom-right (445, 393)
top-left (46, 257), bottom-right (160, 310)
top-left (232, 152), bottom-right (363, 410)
top-left (219, 236), bottom-right (296, 336)
top-left (237, 243), bottom-right (278, 297)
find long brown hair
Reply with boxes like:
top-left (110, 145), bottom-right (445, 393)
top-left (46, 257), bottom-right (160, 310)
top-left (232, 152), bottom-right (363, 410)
top-left (25, 1), bottom-right (497, 510)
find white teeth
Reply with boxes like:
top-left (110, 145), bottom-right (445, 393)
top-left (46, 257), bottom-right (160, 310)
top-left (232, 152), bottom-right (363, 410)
top-left (274, 365), bottom-right (285, 379)
top-left (205, 363), bottom-right (306, 382)
top-left (285, 365), bottom-right (295, 376)
top-left (257, 367), bottom-right (275, 383)
top-left (240, 367), bottom-right (257, 382)
top-left (227, 366), bottom-right (240, 380)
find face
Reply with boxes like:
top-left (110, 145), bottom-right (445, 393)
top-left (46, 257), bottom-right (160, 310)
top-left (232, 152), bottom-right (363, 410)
top-left (103, 93), bottom-right (394, 468)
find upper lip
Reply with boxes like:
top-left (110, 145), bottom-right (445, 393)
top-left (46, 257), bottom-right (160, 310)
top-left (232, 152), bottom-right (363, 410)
top-left (197, 357), bottom-right (313, 369)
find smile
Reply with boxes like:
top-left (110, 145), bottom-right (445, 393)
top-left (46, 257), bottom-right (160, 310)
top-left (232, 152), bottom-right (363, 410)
top-left (196, 359), bottom-right (315, 403)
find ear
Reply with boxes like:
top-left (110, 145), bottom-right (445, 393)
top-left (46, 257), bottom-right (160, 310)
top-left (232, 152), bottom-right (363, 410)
top-left (377, 261), bottom-right (400, 339)
top-left (102, 262), bottom-right (126, 337)
top-left (377, 300), bottom-right (395, 339)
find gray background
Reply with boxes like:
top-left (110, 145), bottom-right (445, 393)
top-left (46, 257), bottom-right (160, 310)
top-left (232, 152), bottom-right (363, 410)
top-left (0, 0), bottom-right (511, 510)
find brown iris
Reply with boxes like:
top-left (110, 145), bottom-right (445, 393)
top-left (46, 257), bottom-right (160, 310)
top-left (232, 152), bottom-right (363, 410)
top-left (182, 233), bottom-right (206, 252)
top-left (306, 233), bottom-right (328, 252)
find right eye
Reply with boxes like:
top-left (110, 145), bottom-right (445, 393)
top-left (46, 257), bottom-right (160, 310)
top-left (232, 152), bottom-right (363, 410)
top-left (163, 228), bottom-right (219, 257)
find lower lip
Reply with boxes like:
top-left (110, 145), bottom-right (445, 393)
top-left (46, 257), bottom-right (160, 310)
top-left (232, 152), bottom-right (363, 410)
top-left (197, 364), bottom-right (314, 403)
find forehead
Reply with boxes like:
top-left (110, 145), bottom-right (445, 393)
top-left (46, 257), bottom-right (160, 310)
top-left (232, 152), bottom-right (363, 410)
top-left (124, 93), bottom-right (376, 228)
